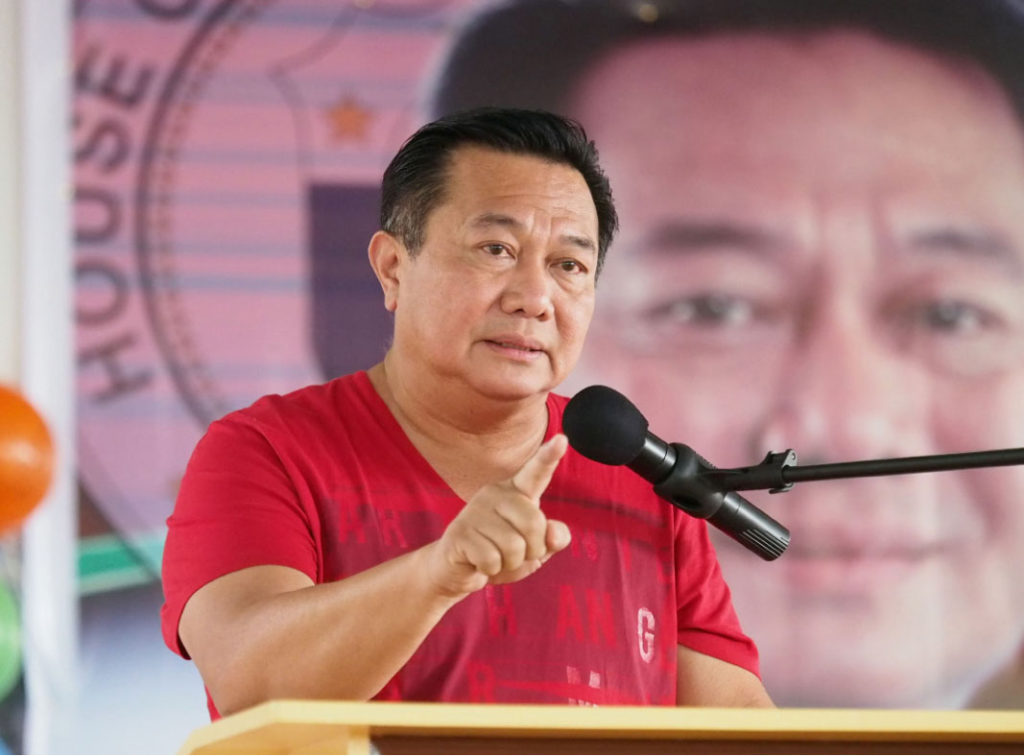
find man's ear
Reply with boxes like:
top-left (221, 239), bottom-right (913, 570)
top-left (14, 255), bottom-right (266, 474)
top-left (367, 230), bottom-right (407, 312)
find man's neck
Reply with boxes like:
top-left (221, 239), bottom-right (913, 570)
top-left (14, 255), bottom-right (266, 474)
top-left (366, 357), bottom-right (552, 498)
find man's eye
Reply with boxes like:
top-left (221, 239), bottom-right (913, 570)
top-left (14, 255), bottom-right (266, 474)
top-left (645, 293), bottom-right (755, 327)
top-left (483, 243), bottom-right (510, 257)
top-left (910, 299), bottom-right (996, 335)
top-left (890, 295), bottom-right (1024, 376)
top-left (555, 259), bottom-right (586, 274)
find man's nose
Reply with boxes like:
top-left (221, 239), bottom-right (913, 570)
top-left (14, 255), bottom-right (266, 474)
top-left (751, 300), bottom-right (930, 463)
top-left (500, 256), bottom-right (554, 320)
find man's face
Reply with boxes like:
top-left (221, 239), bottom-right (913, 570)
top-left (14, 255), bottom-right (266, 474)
top-left (388, 146), bottom-right (599, 402)
top-left (570, 31), bottom-right (1024, 706)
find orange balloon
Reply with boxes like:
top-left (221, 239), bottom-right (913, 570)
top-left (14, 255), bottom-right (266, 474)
top-left (0, 385), bottom-right (54, 533)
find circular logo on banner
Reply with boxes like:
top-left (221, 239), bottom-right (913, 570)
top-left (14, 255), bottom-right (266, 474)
top-left (74, 0), bottom-right (471, 570)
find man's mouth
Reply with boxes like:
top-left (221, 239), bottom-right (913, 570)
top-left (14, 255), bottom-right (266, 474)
top-left (489, 340), bottom-right (542, 352)
top-left (482, 338), bottom-right (547, 363)
top-left (484, 335), bottom-right (545, 354)
top-left (768, 539), bottom-right (959, 595)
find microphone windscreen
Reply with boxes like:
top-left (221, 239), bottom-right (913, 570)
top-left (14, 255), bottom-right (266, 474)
top-left (563, 385), bottom-right (649, 466)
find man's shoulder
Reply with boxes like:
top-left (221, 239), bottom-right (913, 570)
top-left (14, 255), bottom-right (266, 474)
top-left (187, 370), bottom-right (395, 477)
top-left (206, 371), bottom-right (378, 446)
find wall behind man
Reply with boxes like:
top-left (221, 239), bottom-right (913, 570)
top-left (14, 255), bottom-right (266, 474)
top-left (1, 0), bottom-right (20, 386)
top-left (4, 0), bottom-right (117, 751)
top-left (0, 2), bottom-right (27, 751)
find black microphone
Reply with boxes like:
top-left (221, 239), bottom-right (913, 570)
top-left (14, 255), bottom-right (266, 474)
top-left (563, 385), bottom-right (791, 560)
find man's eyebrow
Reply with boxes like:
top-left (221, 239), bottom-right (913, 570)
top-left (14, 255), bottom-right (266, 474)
top-left (562, 233), bottom-right (597, 253)
top-left (636, 219), bottom-right (786, 255)
top-left (907, 227), bottom-right (1023, 274)
top-left (470, 212), bottom-right (596, 252)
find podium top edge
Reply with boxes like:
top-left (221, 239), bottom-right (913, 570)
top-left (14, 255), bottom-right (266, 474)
top-left (205, 700), bottom-right (1024, 738)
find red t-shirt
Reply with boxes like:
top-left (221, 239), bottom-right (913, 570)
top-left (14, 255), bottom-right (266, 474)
top-left (161, 372), bottom-right (758, 717)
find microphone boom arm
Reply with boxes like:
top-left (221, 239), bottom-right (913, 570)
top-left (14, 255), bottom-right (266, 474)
top-left (705, 447), bottom-right (1024, 493)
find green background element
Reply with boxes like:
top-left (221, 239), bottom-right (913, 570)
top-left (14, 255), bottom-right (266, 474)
top-left (0, 580), bottom-right (21, 701)
top-left (78, 533), bottom-right (164, 596)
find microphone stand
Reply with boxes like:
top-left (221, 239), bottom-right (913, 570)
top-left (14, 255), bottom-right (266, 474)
top-left (703, 447), bottom-right (1024, 493)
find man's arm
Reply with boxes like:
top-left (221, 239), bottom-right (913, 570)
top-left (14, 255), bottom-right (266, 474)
top-left (180, 549), bottom-right (453, 716)
top-left (177, 435), bottom-right (571, 717)
top-left (675, 645), bottom-right (775, 707)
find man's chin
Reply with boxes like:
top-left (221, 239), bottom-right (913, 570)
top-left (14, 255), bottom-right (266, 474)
top-left (464, 363), bottom-right (560, 402)
top-left (466, 375), bottom-right (555, 404)
top-left (758, 613), bottom-right (950, 706)
top-left (727, 555), bottom-right (977, 706)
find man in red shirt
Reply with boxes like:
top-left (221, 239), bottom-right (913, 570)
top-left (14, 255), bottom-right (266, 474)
top-left (161, 108), bottom-right (770, 717)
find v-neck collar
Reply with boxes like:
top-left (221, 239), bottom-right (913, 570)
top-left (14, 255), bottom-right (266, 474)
top-left (348, 370), bottom-right (559, 502)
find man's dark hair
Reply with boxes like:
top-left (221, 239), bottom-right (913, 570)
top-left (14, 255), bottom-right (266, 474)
top-left (380, 107), bottom-right (618, 273)
top-left (432, 0), bottom-right (1024, 127)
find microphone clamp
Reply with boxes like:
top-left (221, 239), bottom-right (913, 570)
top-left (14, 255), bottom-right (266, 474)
top-left (644, 443), bottom-right (791, 561)
top-left (703, 449), bottom-right (799, 494)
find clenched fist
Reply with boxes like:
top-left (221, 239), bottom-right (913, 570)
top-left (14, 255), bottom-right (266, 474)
top-left (428, 434), bottom-right (572, 597)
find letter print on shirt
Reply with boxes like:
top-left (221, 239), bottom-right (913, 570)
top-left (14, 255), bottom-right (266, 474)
top-left (638, 607), bottom-right (656, 663)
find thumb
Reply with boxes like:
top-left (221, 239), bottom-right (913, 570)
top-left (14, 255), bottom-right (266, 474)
top-left (511, 434), bottom-right (568, 501)
top-left (545, 519), bottom-right (572, 553)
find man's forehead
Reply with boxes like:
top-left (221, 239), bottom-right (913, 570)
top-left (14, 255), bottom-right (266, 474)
top-left (567, 26), bottom-right (1017, 123)
top-left (568, 26), bottom-right (1024, 209)
top-left (436, 146), bottom-right (597, 221)
top-left (444, 144), bottom-right (579, 185)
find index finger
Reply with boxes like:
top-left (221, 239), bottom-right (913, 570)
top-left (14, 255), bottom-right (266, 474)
top-left (510, 434), bottom-right (568, 502)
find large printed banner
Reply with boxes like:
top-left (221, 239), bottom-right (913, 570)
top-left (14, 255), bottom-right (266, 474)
top-left (74, 0), bottom-right (1024, 711)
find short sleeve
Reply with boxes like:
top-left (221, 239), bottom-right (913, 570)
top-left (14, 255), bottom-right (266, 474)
top-left (160, 414), bottom-right (320, 658)
top-left (674, 516), bottom-right (761, 677)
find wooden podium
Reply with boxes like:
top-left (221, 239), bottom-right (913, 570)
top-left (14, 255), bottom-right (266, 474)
top-left (180, 701), bottom-right (1024, 754)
